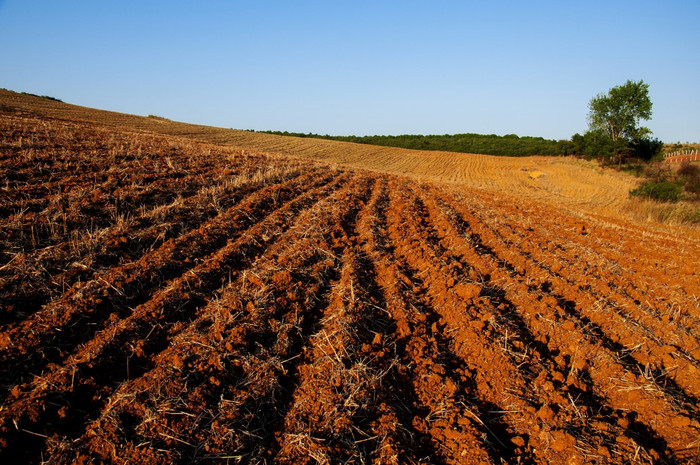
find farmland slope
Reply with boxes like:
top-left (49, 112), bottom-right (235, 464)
top-left (0, 89), bottom-right (635, 213)
top-left (0, 94), bottom-right (699, 464)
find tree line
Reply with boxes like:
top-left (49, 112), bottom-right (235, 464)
top-left (261, 80), bottom-right (663, 163)
top-left (260, 131), bottom-right (570, 157)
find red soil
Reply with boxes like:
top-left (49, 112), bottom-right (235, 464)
top-left (1, 113), bottom-right (699, 464)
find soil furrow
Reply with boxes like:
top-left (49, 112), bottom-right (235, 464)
top-left (355, 177), bottom-right (499, 464)
top-left (419, 185), bottom-right (700, 463)
top-left (44, 174), bottom-right (371, 464)
top-left (464, 190), bottom-right (700, 354)
top-left (273, 251), bottom-right (416, 464)
top-left (425, 185), bottom-right (700, 403)
top-left (0, 168), bottom-right (337, 399)
top-left (0, 164), bottom-right (307, 326)
top-left (382, 181), bottom-right (589, 464)
top-left (466, 189), bottom-right (700, 332)
top-left (0, 171), bottom-right (354, 464)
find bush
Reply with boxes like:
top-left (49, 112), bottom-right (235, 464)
top-left (20, 92), bottom-right (62, 102)
top-left (631, 137), bottom-right (664, 161)
top-left (677, 162), bottom-right (700, 197)
top-left (630, 180), bottom-right (684, 202)
top-left (570, 131), bottom-right (629, 163)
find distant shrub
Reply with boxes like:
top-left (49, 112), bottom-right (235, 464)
top-left (630, 180), bottom-right (684, 202)
top-left (677, 162), bottom-right (700, 197)
top-left (621, 162), bottom-right (647, 177)
top-left (21, 92), bottom-right (62, 102)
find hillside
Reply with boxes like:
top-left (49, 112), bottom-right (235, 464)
top-left (0, 89), bottom-right (637, 214)
top-left (1, 91), bottom-right (699, 464)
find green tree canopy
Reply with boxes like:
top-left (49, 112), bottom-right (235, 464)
top-left (587, 80), bottom-right (652, 142)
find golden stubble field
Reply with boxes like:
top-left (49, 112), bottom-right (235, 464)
top-left (1, 90), bottom-right (699, 464)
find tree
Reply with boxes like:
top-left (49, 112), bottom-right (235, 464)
top-left (582, 80), bottom-right (661, 165)
top-left (587, 80), bottom-right (652, 142)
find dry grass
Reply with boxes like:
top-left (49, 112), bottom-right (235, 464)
top-left (624, 197), bottom-right (700, 227)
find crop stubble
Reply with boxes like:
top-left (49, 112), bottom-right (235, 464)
top-left (1, 112), bottom-right (699, 464)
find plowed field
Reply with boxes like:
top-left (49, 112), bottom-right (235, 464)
top-left (1, 108), bottom-right (699, 464)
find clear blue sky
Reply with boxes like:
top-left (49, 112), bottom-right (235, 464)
top-left (1, 0), bottom-right (698, 142)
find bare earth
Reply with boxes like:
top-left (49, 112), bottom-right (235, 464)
top-left (0, 91), bottom-right (698, 464)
